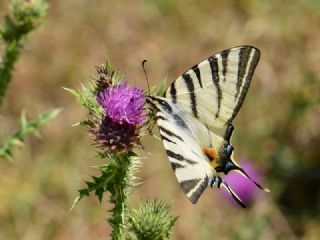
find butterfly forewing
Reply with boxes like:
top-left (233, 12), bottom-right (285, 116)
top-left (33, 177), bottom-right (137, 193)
top-left (164, 45), bottom-right (260, 129)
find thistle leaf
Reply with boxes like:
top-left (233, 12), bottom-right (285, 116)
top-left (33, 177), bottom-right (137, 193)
top-left (0, 108), bottom-right (60, 160)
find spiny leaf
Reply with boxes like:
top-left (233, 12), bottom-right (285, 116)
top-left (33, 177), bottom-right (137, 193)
top-left (73, 162), bottom-right (116, 205)
top-left (0, 108), bottom-right (61, 160)
top-left (38, 108), bottom-right (61, 123)
top-left (63, 84), bottom-right (102, 117)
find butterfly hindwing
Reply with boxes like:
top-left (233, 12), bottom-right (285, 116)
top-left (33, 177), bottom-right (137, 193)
top-left (164, 45), bottom-right (260, 129)
top-left (147, 97), bottom-right (212, 203)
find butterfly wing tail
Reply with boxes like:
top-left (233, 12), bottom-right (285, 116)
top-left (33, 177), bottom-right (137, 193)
top-left (212, 176), bottom-right (246, 208)
top-left (217, 155), bottom-right (270, 193)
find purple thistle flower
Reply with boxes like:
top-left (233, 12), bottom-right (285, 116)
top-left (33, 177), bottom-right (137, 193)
top-left (92, 81), bottom-right (146, 152)
top-left (221, 160), bottom-right (264, 207)
top-left (97, 81), bottom-right (146, 125)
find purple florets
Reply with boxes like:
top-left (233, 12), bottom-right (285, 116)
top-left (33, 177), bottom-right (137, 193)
top-left (92, 81), bottom-right (146, 152)
top-left (97, 81), bottom-right (146, 125)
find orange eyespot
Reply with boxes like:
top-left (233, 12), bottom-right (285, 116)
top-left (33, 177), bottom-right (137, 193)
top-left (203, 147), bottom-right (219, 169)
top-left (203, 147), bottom-right (217, 161)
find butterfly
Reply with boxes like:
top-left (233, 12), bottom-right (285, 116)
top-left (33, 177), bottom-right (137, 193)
top-left (146, 45), bottom-right (269, 207)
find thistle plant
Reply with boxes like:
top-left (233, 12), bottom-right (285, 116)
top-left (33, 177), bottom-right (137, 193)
top-left (129, 199), bottom-right (178, 240)
top-left (67, 63), bottom-right (177, 240)
top-left (0, 0), bottom-right (59, 160)
top-left (0, 0), bottom-right (48, 105)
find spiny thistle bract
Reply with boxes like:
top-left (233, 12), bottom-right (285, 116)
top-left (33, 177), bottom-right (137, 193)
top-left (129, 200), bottom-right (178, 240)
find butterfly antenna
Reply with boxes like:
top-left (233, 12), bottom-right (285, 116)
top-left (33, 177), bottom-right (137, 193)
top-left (142, 59), bottom-right (151, 95)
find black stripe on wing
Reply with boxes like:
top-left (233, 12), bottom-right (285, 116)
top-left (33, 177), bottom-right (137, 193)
top-left (158, 126), bottom-right (184, 142)
top-left (220, 49), bottom-right (230, 82)
top-left (173, 113), bottom-right (189, 129)
top-left (160, 134), bottom-right (176, 144)
top-left (180, 177), bottom-right (208, 204)
top-left (208, 56), bottom-right (222, 118)
top-left (189, 176), bottom-right (208, 204)
top-left (192, 64), bottom-right (203, 88)
top-left (171, 162), bottom-right (185, 171)
top-left (183, 73), bottom-right (198, 118)
top-left (155, 115), bottom-right (167, 121)
top-left (166, 150), bottom-right (198, 165)
top-left (147, 96), bottom-right (173, 113)
top-left (170, 81), bottom-right (177, 104)
top-left (180, 179), bottom-right (202, 195)
top-left (228, 47), bottom-right (260, 123)
top-left (235, 47), bottom-right (251, 99)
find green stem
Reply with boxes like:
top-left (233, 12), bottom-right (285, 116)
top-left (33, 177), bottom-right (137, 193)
top-left (108, 153), bottom-right (133, 240)
top-left (0, 40), bottom-right (22, 106)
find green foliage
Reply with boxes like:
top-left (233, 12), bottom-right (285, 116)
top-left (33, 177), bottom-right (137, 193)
top-left (107, 152), bottom-right (139, 240)
top-left (129, 199), bottom-right (178, 240)
top-left (0, 40), bottom-right (21, 106)
top-left (0, 0), bottom-right (48, 105)
top-left (71, 151), bottom-right (142, 240)
top-left (72, 151), bottom-right (140, 206)
top-left (0, 0), bottom-right (55, 161)
top-left (1, 0), bottom-right (47, 43)
top-left (63, 84), bottom-right (102, 121)
top-left (0, 108), bottom-right (61, 160)
top-left (146, 79), bottom-right (167, 97)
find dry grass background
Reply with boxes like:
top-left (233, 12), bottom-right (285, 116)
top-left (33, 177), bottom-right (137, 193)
top-left (1, 0), bottom-right (320, 239)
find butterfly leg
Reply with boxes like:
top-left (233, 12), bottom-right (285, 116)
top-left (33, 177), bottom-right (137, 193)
top-left (208, 176), bottom-right (222, 188)
top-left (209, 178), bottom-right (214, 188)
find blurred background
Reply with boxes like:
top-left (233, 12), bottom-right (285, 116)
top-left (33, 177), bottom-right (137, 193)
top-left (0, 0), bottom-right (320, 239)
